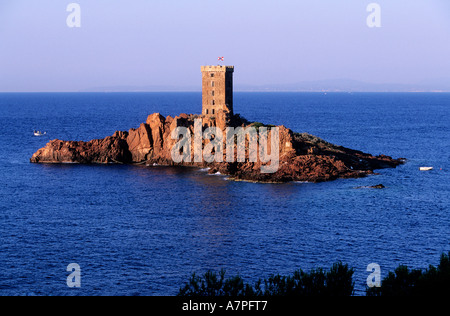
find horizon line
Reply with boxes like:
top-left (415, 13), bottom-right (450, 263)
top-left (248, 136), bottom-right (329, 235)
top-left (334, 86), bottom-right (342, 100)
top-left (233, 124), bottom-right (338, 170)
top-left (1, 90), bottom-right (450, 94)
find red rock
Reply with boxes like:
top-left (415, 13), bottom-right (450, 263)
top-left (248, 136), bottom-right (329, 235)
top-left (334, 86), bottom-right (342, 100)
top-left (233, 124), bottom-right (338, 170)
top-left (127, 123), bottom-right (152, 163)
top-left (146, 113), bottom-right (166, 160)
top-left (30, 137), bottom-right (131, 164)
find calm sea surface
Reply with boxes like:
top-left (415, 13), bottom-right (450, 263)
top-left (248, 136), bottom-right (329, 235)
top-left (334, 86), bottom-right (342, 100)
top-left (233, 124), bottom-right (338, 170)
top-left (0, 92), bottom-right (449, 295)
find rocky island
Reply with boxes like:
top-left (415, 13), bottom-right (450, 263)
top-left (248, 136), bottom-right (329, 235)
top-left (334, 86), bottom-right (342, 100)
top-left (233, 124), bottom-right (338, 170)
top-left (30, 112), bottom-right (404, 183)
top-left (30, 65), bottom-right (404, 183)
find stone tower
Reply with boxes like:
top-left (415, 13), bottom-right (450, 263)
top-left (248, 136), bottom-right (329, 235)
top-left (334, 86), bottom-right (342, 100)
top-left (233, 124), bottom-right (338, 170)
top-left (201, 65), bottom-right (234, 117)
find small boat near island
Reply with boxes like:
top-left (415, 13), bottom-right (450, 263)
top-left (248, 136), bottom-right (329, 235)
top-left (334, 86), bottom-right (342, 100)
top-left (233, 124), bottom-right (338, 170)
top-left (419, 167), bottom-right (433, 171)
top-left (33, 130), bottom-right (47, 137)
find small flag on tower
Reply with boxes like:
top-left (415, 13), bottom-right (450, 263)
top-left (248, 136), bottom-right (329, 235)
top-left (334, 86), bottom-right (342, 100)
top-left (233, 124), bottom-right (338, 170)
top-left (218, 56), bottom-right (224, 61)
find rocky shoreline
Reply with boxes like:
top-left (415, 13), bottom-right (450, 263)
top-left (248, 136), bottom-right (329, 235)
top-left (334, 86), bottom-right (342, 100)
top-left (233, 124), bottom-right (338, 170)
top-left (30, 113), bottom-right (405, 183)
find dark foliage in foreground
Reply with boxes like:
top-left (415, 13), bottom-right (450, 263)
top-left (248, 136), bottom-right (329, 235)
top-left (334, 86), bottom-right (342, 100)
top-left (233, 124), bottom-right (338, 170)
top-left (178, 262), bottom-right (355, 296)
top-left (366, 252), bottom-right (450, 296)
top-left (178, 252), bottom-right (450, 296)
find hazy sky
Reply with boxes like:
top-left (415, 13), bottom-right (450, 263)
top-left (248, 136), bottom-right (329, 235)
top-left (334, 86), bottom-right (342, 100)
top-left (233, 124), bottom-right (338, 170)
top-left (0, 0), bottom-right (449, 92)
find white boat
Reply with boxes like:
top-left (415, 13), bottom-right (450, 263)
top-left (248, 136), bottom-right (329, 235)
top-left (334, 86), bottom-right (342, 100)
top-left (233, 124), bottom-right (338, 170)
top-left (419, 167), bottom-right (433, 171)
top-left (33, 130), bottom-right (46, 136)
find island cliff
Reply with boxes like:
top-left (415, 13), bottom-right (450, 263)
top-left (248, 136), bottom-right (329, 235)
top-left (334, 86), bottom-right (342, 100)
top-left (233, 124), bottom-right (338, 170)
top-left (30, 112), bottom-right (404, 183)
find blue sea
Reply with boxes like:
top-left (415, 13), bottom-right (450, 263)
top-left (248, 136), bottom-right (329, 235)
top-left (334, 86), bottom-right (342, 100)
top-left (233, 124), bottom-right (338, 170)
top-left (0, 92), bottom-right (449, 296)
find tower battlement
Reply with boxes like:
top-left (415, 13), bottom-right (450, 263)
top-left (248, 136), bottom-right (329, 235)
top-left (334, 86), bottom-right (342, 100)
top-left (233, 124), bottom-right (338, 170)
top-left (201, 65), bottom-right (234, 72)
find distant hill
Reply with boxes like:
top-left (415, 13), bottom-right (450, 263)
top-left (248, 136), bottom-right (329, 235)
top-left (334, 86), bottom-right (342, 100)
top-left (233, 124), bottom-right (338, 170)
top-left (80, 78), bottom-right (450, 93)
top-left (80, 85), bottom-right (199, 93)
top-left (235, 79), bottom-right (450, 92)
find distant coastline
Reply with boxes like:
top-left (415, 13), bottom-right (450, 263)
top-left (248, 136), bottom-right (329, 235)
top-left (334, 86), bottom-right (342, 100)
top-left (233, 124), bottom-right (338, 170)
top-left (75, 79), bottom-right (450, 93)
top-left (2, 91), bottom-right (450, 94)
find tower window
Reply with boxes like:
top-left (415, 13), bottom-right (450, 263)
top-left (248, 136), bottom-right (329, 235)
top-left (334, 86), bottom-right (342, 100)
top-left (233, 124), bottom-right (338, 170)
top-left (211, 81), bottom-right (215, 87)
top-left (211, 91), bottom-right (215, 96)
top-left (212, 109), bottom-right (215, 115)
top-left (206, 109), bottom-right (209, 115)
top-left (211, 100), bottom-right (215, 105)
top-left (210, 73), bottom-right (214, 78)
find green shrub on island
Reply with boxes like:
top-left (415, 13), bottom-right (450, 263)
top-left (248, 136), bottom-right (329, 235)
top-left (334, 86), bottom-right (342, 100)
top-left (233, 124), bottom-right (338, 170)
top-left (250, 122), bottom-right (276, 132)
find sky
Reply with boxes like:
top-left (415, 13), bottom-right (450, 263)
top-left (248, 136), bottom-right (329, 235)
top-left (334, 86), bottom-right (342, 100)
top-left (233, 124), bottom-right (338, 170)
top-left (0, 0), bottom-right (449, 92)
